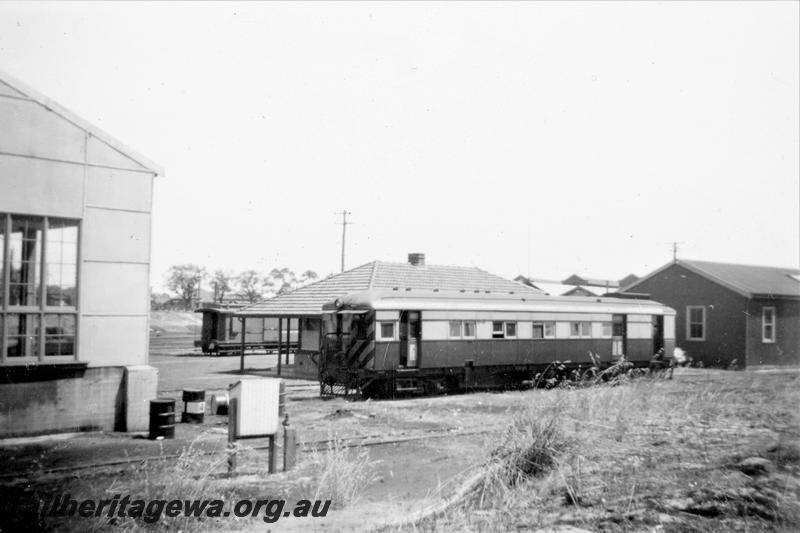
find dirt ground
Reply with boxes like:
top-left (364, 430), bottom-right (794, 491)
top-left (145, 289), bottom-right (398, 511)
top-left (1, 333), bottom-right (799, 532)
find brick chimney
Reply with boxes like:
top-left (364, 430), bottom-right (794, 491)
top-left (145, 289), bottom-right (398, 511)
top-left (408, 253), bottom-right (426, 267)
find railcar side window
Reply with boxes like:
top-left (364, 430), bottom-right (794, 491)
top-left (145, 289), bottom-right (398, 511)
top-left (686, 306), bottom-right (706, 341)
top-left (570, 322), bottom-right (591, 338)
top-left (449, 321), bottom-right (462, 338)
top-left (492, 321), bottom-right (505, 339)
top-left (601, 322), bottom-right (613, 338)
top-left (762, 307), bottom-right (775, 343)
top-left (532, 321), bottom-right (556, 339)
top-left (379, 322), bottom-right (395, 340)
top-left (505, 322), bottom-right (517, 338)
top-left (463, 321), bottom-right (476, 338)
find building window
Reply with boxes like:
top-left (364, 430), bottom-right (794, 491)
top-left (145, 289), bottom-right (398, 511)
top-left (449, 320), bottom-right (462, 338)
top-left (379, 321), bottom-right (395, 340)
top-left (2, 214), bottom-right (79, 362)
top-left (762, 307), bottom-right (775, 343)
top-left (492, 321), bottom-right (504, 339)
top-left (570, 322), bottom-right (591, 338)
top-left (686, 306), bottom-right (706, 341)
top-left (601, 322), bottom-right (613, 338)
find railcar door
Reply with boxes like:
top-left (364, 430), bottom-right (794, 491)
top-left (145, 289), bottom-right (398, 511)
top-left (652, 315), bottom-right (664, 354)
top-left (399, 311), bottom-right (421, 368)
top-left (612, 314), bottom-right (627, 358)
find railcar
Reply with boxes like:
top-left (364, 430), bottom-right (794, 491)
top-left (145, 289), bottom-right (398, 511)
top-left (319, 289), bottom-right (676, 397)
top-left (194, 307), bottom-right (297, 355)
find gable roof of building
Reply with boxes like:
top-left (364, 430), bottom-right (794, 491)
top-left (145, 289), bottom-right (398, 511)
top-left (237, 261), bottom-right (542, 316)
top-left (0, 70), bottom-right (163, 176)
top-left (620, 259), bottom-right (800, 299)
top-left (562, 274), bottom-right (620, 288)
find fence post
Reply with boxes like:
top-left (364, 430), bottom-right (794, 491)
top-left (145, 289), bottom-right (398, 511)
top-left (283, 414), bottom-right (296, 471)
top-left (227, 397), bottom-right (238, 474)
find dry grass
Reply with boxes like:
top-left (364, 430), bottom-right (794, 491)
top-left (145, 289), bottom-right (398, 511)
top-left (406, 369), bottom-right (800, 532)
top-left (307, 436), bottom-right (379, 509)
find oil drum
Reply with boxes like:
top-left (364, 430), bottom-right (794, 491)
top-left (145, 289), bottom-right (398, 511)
top-left (181, 389), bottom-right (206, 423)
top-left (149, 398), bottom-right (176, 440)
top-left (210, 393), bottom-right (228, 415)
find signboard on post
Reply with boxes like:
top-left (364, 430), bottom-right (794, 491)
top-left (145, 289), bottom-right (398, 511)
top-left (229, 378), bottom-right (281, 438)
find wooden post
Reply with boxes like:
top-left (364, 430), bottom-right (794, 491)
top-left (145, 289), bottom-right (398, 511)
top-left (227, 397), bottom-right (238, 474)
top-left (268, 435), bottom-right (278, 474)
top-left (239, 317), bottom-right (246, 374)
top-left (283, 414), bottom-right (296, 471)
top-left (285, 318), bottom-right (291, 365)
top-left (277, 317), bottom-right (283, 376)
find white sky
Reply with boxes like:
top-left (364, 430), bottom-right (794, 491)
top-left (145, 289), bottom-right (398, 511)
top-left (1, 1), bottom-right (798, 290)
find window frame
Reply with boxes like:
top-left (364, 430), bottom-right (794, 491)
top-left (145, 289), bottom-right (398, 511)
top-left (505, 321), bottom-right (517, 339)
top-left (492, 321), bottom-right (505, 339)
top-left (532, 321), bottom-right (556, 339)
top-left (378, 321), bottom-right (396, 341)
top-left (462, 320), bottom-right (476, 339)
top-left (762, 307), bottom-right (776, 344)
top-left (686, 305), bottom-right (706, 341)
top-left (1, 213), bottom-right (81, 365)
top-left (569, 321), bottom-right (592, 339)
top-left (601, 322), bottom-right (613, 338)
top-left (448, 320), bottom-right (462, 339)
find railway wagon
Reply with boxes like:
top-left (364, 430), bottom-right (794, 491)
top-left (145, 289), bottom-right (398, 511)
top-left (319, 289), bottom-right (676, 396)
top-left (194, 307), bottom-right (298, 355)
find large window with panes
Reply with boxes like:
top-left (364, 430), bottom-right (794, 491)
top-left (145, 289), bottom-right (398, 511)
top-left (1, 214), bottom-right (79, 363)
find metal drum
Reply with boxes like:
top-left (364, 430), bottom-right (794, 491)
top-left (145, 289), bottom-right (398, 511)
top-left (149, 399), bottom-right (176, 440)
top-left (210, 393), bottom-right (228, 415)
top-left (181, 389), bottom-right (206, 423)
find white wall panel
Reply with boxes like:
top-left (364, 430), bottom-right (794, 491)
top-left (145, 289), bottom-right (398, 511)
top-left (628, 322), bottom-right (652, 339)
top-left (664, 315), bottom-right (676, 340)
top-left (86, 136), bottom-right (146, 171)
top-left (79, 315), bottom-right (148, 366)
top-left (0, 98), bottom-right (85, 163)
top-left (375, 311), bottom-right (399, 321)
top-left (86, 167), bottom-right (152, 212)
top-left (555, 322), bottom-right (571, 339)
top-left (476, 321), bottom-right (492, 339)
top-left (81, 262), bottom-right (149, 315)
top-left (82, 208), bottom-right (151, 263)
top-left (422, 321), bottom-right (448, 340)
top-left (0, 156), bottom-right (83, 217)
top-left (628, 314), bottom-right (653, 323)
top-left (517, 321), bottom-right (533, 339)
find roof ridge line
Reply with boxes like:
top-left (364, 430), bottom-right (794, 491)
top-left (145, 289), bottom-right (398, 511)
top-left (680, 258), bottom-right (800, 272)
top-left (368, 261), bottom-right (379, 289)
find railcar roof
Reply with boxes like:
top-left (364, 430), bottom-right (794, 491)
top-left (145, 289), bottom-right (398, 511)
top-left (322, 289), bottom-right (676, 315)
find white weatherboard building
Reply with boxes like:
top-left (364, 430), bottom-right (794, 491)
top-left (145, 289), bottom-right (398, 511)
top-left (0, 72), bottom-right (161, 437)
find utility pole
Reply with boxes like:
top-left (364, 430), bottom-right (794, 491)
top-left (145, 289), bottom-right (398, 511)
top-left (667, 241), bottom-right (683, 262)
top-left (337, 211), bottom-right (351, 272)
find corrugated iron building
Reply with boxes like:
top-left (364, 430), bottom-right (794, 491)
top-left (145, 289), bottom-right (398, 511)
top-left (619, 259), bottom-right (800, 367)
top-left (0, 72), bottom-right (161, 437)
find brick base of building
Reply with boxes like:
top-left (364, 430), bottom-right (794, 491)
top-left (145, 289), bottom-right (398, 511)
top-left (0, 365), bottom-right (158, 438)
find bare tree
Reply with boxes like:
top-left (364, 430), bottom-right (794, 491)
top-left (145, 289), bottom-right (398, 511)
top-left (165, 264), bottom-right (206, 310)
top-left (237, 270), bottom-right (265, 303)
top-left (210, 269), bottom-right (234, 304)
